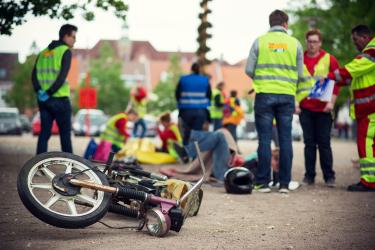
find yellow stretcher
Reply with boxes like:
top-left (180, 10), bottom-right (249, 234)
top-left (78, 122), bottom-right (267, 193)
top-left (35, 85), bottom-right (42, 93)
top-left (116, 138), bottom-right (177, 164)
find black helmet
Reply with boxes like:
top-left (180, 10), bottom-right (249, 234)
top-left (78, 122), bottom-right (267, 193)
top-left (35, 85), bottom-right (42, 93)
top-left (224, 167), bottom-right (253, 194)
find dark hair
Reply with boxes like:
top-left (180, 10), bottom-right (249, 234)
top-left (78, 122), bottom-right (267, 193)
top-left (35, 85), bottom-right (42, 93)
top-left (59, 24), bottom-right (78, 40)
top-left (217, 81), bottom-right (225, 89)
top-left (351, 25), bottom-right (371, 37)
top-left (305, 29), bottom-right (322, 41)
top-left (230, 90), bottom-right (237, 98)
top-left (127, 108), bottom-right (138, 116)
top-left (160, 112), bottom-right (171, 123)
top-left (269, 10), bottom-right (288, 27)
top-left (191, 62), bottom-right (200, 74)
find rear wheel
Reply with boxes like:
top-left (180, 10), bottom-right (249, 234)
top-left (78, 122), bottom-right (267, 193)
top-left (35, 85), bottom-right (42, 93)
top-left (17, 152), bottom-right (111, 228)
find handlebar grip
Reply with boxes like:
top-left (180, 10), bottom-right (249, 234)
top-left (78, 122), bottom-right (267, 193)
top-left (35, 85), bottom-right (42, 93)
top-left (150, 173), bottom-right (168, 181)
top-left (116, 186), bottom-right (148, 202)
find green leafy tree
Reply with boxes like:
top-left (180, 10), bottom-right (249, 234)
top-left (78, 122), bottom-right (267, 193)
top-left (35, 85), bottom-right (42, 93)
top-left (196, 0), bottom-right (213, 71)
top-left (89, 41), bottom-right (129, 115)
top-left (0, 0), bottom-right (128, 35)
top-left (147, 53), bottom-right (183, 114)
top-left (5, 54), bottom-right (38, 112)
top-left (288, 0), bottom-right (375, 107)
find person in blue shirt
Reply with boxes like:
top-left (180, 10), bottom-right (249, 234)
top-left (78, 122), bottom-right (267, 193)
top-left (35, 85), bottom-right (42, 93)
top-left (175, 63), bottom-right (212, 145)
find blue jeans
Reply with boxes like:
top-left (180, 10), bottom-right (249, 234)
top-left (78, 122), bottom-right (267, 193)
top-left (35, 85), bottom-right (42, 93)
top-left (185, 130), bottom-right (229, 181)
top-left (133, 118), bottom-right (147, 138)
top-left (179, 108), bottom-right (208, 145)
top-left (37, 97), bottom-right (73, 154)
top-left (254, 93), bottom-right (294, 186)
top-left (299, 108), bottom-right (335, 181)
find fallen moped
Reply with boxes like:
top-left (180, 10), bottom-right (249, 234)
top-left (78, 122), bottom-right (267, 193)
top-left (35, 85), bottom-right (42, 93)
top-left (17, 142), bottom-right (205, 237)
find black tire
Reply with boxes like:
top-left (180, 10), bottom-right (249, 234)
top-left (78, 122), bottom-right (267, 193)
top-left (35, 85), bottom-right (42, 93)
top-left (17, 152), bottom-right (111, 229)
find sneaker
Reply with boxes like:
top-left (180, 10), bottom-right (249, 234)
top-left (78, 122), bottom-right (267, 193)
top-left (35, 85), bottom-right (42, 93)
top-left (325, 178), bottom-right (336, 188)
top-left (279, 184), bottom-right (289, 193)
top-left (268, 181), bottom-right (280, 189)
top-left (254, 184), bottom-right (271, 193)
top-left (288, 181), bottom-right (300, 190)
top-left (173, 142), bottom-right (189, 164)
top-left (347, 182), bottom-right (375, 192)
top-left (302, 176), bottom-right (314, 185)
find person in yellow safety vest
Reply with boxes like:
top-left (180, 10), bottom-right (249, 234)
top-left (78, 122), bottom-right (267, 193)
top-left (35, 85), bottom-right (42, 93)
top-left (100, 109), bottom-right (139, 153)
top-left (245, 9), bottom-right (304, 193)
top-left (297, 29), bottom-right (341, 187)
top-left (156, 112), bottom-right (183, 159)
top-left (32, 24), bottom-right (78, 155)
top-left (223, 90), bottom-right (244, 141)
top-left (130, 84), bottom-right (148, 138)
top-left (326, 25), bottom-right (375, 192)
top-left (210, 81), bottom-right (226, 130)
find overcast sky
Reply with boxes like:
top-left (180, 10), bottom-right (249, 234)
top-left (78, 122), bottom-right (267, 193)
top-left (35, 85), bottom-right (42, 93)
top-left (0, 0), bottom-right (300, 64)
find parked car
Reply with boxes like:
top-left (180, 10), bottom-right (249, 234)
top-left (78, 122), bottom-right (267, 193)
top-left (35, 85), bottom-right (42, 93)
top-left (72, 109), bottom-right (108, 136)
top-left (0, 107), bottom-right (22, 135)
top-left (239, 114), bottom-right (303, 141)
top-left (19, 114), bottom-right (31, 132)
top-left (32, 112), bottom-right (59, 136)
top-left (127, 114), bottom-right (158, 137)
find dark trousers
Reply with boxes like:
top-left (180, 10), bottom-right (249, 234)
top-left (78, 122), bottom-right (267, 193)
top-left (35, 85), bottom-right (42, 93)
top-left (179, 108), bottom-right (208, 145)
top-left (299, 108), bottom-right (335, 181)
top-left (37, 97), bottom-right (72, 154)
top-left (212, 118), bottom-right (222, 131)
top-left (254, 93), bottom-right (294, 186)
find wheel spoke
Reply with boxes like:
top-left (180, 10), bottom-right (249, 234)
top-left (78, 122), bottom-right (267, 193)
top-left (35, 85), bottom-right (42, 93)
top-left (67, 200), bottom-right (78, 215)
top-left (76, 194), bottom-right (97, 206)
top-left (39, 166), bottom-right (55, 180)
top-left (45, 194), bottom-right (60, 208)
top-left (65, 162), bottom-right (73, 174)
top-left (30, 183), bottom-right (52, 190)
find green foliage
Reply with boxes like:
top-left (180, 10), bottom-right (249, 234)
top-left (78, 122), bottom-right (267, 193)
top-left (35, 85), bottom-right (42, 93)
top-left (288, 0), bottom-right (375, 107)
top-left (5, 55), bottom-right (38, 112)
top-left (89, 41), bottom-right (130, 115)
top-left (147, 53), bottom-right (183, 114)
top-left (0, 0), bottom-right (128, 35)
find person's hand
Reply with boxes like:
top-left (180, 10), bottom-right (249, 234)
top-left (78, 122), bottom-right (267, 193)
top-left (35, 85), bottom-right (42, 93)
top-left (37, 90), bottom-right (49, 102)
top-left (294, 102), bottom-right (301, 114)
top-left (323, 102), bottom-right (334, 113)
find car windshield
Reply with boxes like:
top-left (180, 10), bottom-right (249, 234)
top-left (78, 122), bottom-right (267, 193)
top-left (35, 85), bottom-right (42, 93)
top-left (76, 114), bottom-right (106, 125)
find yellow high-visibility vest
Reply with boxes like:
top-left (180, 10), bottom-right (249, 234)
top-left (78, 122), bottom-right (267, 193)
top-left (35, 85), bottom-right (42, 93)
top-left (36, 45), bottom-right (70, 97)
top-left (296, 53), bottom-right (330, 102)
top-left (100, 113), bottom-right (127, 149)
top-left (254, 31), bottom-right (299, 96)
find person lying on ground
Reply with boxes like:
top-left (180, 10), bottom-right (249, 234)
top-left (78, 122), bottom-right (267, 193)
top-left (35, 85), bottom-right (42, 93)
top-left (169, 128), bottom-right (243, 181)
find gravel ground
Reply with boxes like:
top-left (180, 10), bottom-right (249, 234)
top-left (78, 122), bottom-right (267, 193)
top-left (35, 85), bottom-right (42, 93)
top-left (0, 134), bottom-right (374, 250)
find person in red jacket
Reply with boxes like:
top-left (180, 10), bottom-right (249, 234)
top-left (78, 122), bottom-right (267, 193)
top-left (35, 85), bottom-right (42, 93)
top-left (297, 29), bottom-right (340, 187)
top-left (326, 25), bottom-right (375, 192)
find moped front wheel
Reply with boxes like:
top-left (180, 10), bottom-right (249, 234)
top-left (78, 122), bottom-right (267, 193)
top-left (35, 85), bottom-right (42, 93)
top-left (17, 152), bottom-right (111, 228)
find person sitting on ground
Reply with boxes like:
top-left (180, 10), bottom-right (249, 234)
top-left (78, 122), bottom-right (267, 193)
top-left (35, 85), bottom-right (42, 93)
top-left (100, 109), bottom-right (139, 153)
top-left (157, 112), bottom-right (182, 158)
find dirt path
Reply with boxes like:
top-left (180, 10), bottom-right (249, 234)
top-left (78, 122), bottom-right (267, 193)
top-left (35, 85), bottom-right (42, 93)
top-left (0, 135), bottom-right (374, 249)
